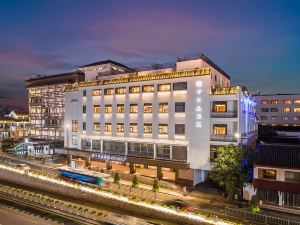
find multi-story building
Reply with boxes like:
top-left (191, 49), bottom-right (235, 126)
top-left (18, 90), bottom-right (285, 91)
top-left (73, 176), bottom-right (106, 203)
top-left (63, 54), bottom-right (257, 185)
top-left (26, 71), bottom-right (84, 140)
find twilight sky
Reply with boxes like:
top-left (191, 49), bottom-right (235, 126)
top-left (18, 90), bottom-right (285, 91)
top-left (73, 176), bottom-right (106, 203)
top-left (0, 0), bottom-right (300, 108)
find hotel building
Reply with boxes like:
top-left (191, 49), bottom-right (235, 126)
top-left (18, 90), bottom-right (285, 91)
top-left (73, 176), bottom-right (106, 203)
top-left (64, 54), bottom-right (257, 185)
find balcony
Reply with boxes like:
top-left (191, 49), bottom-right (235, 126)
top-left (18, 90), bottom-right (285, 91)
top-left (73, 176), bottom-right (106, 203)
top-left (210, 135), bottom-right (237, 142)
top-left (211, 111), bottom-right (237, 118)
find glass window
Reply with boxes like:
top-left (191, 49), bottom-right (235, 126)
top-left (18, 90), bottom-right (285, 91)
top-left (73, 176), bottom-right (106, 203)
top-left (173, 82), bottom-right (187, 91)
top-left (258, 169), bottom-right (277, 180)
top-left (271, 100), bottom-right (278, 104)
top-left (158, 124), bottom-right (168, 134)
top-left (270, 108), bottom-right (278, 112)
top-left (129, 86), bottom-right (140, 93)
top-left (294, 108), bottom-right (300, 112)
top-left (294, 116), bottom-right (300, 121)
top-left (172, 146), bottom-right (187, 161)
top-left (213, 124), bottom-right (227, 135)
top-left (92, 140), bottom-right (101, 150)
top-left (271, 116), bottom-right (278, 120)
top-left (104, 88), bottom-right (114, 95)
top-left (72, 120), bottom-right (78, 132)
top-left (94, 105), bottom-right (100, 113)
top-left (105, 123), bottom-right (112, 132)
top-left (83, 90), bottom-right (86, 97)
top-left (93, 122), bottom-right (100, 131)
top-left (105, 104), bottom-right (112, 113)
top-left (283, 108), bottom-right (291, 112)
top-left (117, 104), bottom-right (125, 113)
top-left (72, 135), bottom-right (78, 145)
top-left (144, 123), bottom-right (152, 133)
top-left (261, 100), bottom-right (269, 105)
top-left (159, 103), bottom-right (168, 113)
top-left (115, 87), bottom-right (126, 94)
top-left (285, 171), bottom-right (300, 183)
top-left (210, 145), bottom-right (220, 162)
top-left (81, 139), bottom-right (91, 150)
top-left (129, 123), bottom-right (138, 133)
top-left (130, 104), bottom-right (138, 113)
top-left (156, 145), bottom-right (170, 159)
top-left (144, 103), bottom-right (152, 113)
top-left (158, 83), bottom-right (171, 92)
top-left (92, 89), bottom-right (101, 96)
top-left (175, 102), bottom-right (185, 112)
top-left (175, 124), bottom-right (185, 135)
top-left (83, 105), bottom-right (86, 113)
top-left (294, 99), bottom-right (300, 104)
top-left (283, 100), bottom-right (291, 104)
top-left (212, 101), bottom-right (227, 112)
top-left (260, 116), bottom-right (267, 120)
top-left (142, 85), bottom-right (154, 93)
top-left (116, 123), bottom-right (124, 132)
top-left (261, 108), bottom-right (269, 112)
top-left (82, 122), bottom-right (86, 131)
top-left (282, 116), bottom-right (289, 121)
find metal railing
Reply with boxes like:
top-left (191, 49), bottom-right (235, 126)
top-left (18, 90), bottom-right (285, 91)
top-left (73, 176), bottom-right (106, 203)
top-left (211, 111), bottom-right (238, 118)
top-left (210, 135), bottom-right (237, 142)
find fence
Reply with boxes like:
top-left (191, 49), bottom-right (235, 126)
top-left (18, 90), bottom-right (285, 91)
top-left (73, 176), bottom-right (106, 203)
top-left (225, 206), bottom-right (300, 225)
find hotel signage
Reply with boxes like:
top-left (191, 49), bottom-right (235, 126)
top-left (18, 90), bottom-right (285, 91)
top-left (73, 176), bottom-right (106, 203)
top-left (91, 153), bottom-right (127, 162)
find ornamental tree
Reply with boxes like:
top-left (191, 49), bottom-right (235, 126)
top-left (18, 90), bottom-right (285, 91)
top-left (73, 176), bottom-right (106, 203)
top-left (132, 175), bottom-right (139, 188)
top-left (114, 172), bottom-right (120, 184)
top-left (152, 178), bottom-right (159, 192)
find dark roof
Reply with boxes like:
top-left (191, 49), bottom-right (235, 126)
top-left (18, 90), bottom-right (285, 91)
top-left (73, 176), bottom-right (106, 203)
top-left (79, 60), bottom-right (134, 72)
top-left (256, 144), bottom-right (300, 169)
top-left (200, 53), bottom-right (230, 80)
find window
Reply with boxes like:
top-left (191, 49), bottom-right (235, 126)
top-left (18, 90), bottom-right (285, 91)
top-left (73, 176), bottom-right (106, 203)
top-left (261, 100), bottom-right (269, 105)
top-left (213, 124), bottom-right (227, 135)
top-left (104, 88), bottom-right (114, 95)
top-left (83, 90), bottom-right (86, 97)
top-left (285, 171), bottom-right (300, 183)
top-left (81, 139), bottom-right (91, 150)
top-left (105, 123), bottom-right (112, 132)
top-left (175, 124), bottom-right (185, 135)
top-left (258, 169), bottom-right (276, 180)
top-left (117, 104), bottom-right (125, 113)
top-left (210, 145), bottom-right (220, 162)
top-left (128, 142), bottom-right (153, 158)
top-left (283, 108), bottom-right (291, 112)
top-left (294, 116), bottom-right (300, 121)
top-left (144, 123), bottom-right (152, 133)
top-left (94, 105), bottom-right (100, 113)
top-left (212, 101), bottom-right (227, 112)
top-left (92, 89), bottom-right (101, 96)
top-left (175, 102), bottom-right (185, 112)
top-left (72, 135), bottom-right (78, 145)
top-left (158, 83), bottom-right (171, 92)
top-left (294, 108), bottom-right (300, 112)
top-left (271, 100), bottom-right (278, 104)
top-left (105, 104), bottom-right (112, 113)
top-left (261, 108), bottom-right (269, 112)
top-left (282, 116), bottom-right (289, 121)
top-left (115, 87), bottom-right (126, 94)
top-left (144, 103), bottom-right (152, 113)
top-left (173, 82), bottom-right (187, 91)
top-left (83, 105), bottom-right (86, 113)
top-left (92, 140), bottom-right (101, 150)
top-left (156, 145), bottom-right (170, 159)
top-left (129, 123), bottom-right (138, 133)
top-left (260, 116), bottom-right (267, 120)
top-left (159, 103), bottom-right (168, 113)
top-left (142, 85), bottom-right (154, 93)
top-left (93, 122), bottom-right (100, 131)
top-left (158, 124), bottom-right (168, 134)
top-left (82, 122), bottom-right (86, 131)
top-left (270, 108), bottom-right (278, 112)
top-left (283, 100), bottom-right (291, 104)
top-left (172, 146), bottom-right (187, 161)
top-left (271, 116), bottom-right (278, 120)
top-left (72, 120), bottom-right (78, 132)
top-left (129, 86), bottom-right (140, 93)
top-left (130, 104), bottom-right (138, 113)
top-left (116, 123), bottom-right (124, 132)
top-left (294, 99), bottom-right (300, 104)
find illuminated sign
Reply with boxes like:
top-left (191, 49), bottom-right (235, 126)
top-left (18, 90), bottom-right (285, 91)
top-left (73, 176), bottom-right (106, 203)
top-left (91, 153), bottom-right (127, 162)
top-left (195, 80), bottom-right (203, 128)
top-left (210, 86), bottom-right (237, 95)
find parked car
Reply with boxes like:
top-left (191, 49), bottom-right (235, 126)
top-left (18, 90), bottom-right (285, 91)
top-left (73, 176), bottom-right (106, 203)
top-left (166, 200), bottom-right (193, 212)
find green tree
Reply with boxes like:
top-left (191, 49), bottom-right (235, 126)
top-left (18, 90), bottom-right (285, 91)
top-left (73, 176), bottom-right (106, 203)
top-left (132, 175), bottom-right (139, 188)
top-left (152, 178), bottom-right (159, 192)
top-left (113, 172), bottom-right (120, 184)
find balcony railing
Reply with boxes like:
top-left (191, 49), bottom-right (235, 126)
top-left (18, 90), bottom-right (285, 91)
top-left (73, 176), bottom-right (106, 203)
top-left (211, 111), bottom-right (237, 118)
top-left (210, 135), bottom-right (237, 142)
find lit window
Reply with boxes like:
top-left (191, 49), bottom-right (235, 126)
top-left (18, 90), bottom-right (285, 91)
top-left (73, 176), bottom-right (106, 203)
top-left (175, 124), bottom-right (185, 135)
top-left (142, 85), bottom-right (154, 93)
top-left (159, 103), bottom-right (168, 113)
top-left (270, 108), bottom-right (278, 112)
top-left (72, 135), bottom-right (78, 145)
top-left (158, 124), bottom-right (168, 134)
top-left (294, 116), bottom-right (300, 121)
top-left (116, 123), bottom-right (124, 132)
top-left (104, 88), bottom-right (114, 95)
top-left (261, 108), bottom-right (269, 112)
top-left (175, 102), bottom-right (185, 112)
top-left (271, 100), bottom-right (278, 104)
top-left (115, 87), bottom-right (126, 94)
top-left (105, 105), bottom-right (112, 113)
top-left (283, 100), bottom-right (291, 104)
top-left (173, 82), bottom-right (187, 90)
top-left (294, 99), bottom-right (300, 104)
top-left (213, 124), bottom-right (227, 135)
top-left (130, 104), bottom-right (138, 113)
top-left (129, 123), bottom-right (138, 133)
top-left (294, 108), bottom-right (300, 112)
top-left (283, 108), bottom-right (291, 112)
top-left (92, 89), bottom-right (101, 96)
top-left (271, 116), bottom-right (278, 120)
top-left (282, 116), bottom-right (289, 121)
top-left (93, 122), bottom-right (100, 131)
top-left (72, 120), bottom-right (78, 132)
top-left (212, 101), bottom-right (227, 112)
top-left (117, 104), bottom-right (125, 113)
top-left (94, 105), bottom-right (100, 113)
top-left (144, 123), bottom-right (152, 133)
top-left (129, 86), bottom-right (140, 93)
top-left (261, 100), bottom-right (269, 105)
top-left (144, 103), bottom-right (152, 113)
top-left (285, 171), bottom-right (300, 183)
top-left (158, 83), bottom-right (171, 92)
top-left (105, 123), bottom-right (112, 132)
top-left (258, 169), bottom-right (276, 180)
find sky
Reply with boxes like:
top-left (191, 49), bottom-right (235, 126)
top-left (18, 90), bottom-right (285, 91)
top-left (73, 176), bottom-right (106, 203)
top-left (0, 0), bottom-right (300, 108)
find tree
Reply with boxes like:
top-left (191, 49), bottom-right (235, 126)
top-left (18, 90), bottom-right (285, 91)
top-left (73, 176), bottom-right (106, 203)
top-left (152, 178), bottom-right (159, 192)
top-left (114, 172), bottom-right (120, 184)
top-left (132, 175), bottom-right (139, 188)
top-left (210, 144), bottom-right (252, 200)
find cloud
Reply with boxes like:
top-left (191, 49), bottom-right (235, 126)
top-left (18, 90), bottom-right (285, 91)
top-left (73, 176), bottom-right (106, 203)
top-left (0, 96), bottom-right (9, 99)
top-left (96, 46), bottom-right (144, 58)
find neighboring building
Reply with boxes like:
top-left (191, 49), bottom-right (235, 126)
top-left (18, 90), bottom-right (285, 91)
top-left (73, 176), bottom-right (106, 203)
top-left (26, 71), bottom-right (85, 140)
top-left (63, 54), bottom-right (257, 185)
top-left (0, 110), bottom-right (29, 139)
top-left (252, 144), bottom-right (300, 208)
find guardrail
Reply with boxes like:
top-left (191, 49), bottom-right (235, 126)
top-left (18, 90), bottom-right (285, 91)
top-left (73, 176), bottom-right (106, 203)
top-left (210, 135), bottom-right (237, 142)
top-left (210, 111), bottom-right (238, 118)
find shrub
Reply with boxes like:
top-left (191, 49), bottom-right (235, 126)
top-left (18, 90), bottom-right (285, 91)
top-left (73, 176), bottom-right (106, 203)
top-left (152, 178), bottom-right (159, 192)
top-left (249, 195), bottom-right (261, 213)
top-left (114, 172), bottom-right (120, 184)
top-left (132, 175), bottom-right (139, 188)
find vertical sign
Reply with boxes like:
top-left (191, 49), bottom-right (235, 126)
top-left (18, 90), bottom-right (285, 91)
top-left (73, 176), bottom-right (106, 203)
top-left (195, 80), bottom-right (202, 128)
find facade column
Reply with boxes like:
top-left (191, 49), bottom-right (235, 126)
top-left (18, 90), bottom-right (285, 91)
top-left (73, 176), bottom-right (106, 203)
top-left (125, 141), bottom-right (128, 156)
top-left (67, 154), bottom-right (73, 166)
top-left (85, 157), bottom-right (91, 168)
top-left (129, 163), bottom-right (136, 174)
top-left (157, 166), bottom-right (163, 180)
top-left (106, 160), bottom-right (112, 170)
top-left (153, 143), bottom-right (157, 159)
top-left (100, 140), bottom-right (103, 153)
top-left (170, 145), bottom-right (173, 160)
top-left (278, 191), bottom-right (283, 206)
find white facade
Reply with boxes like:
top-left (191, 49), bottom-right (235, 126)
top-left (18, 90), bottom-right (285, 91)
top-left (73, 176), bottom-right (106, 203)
top-left (64, 57), bottom-right (256, 185)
